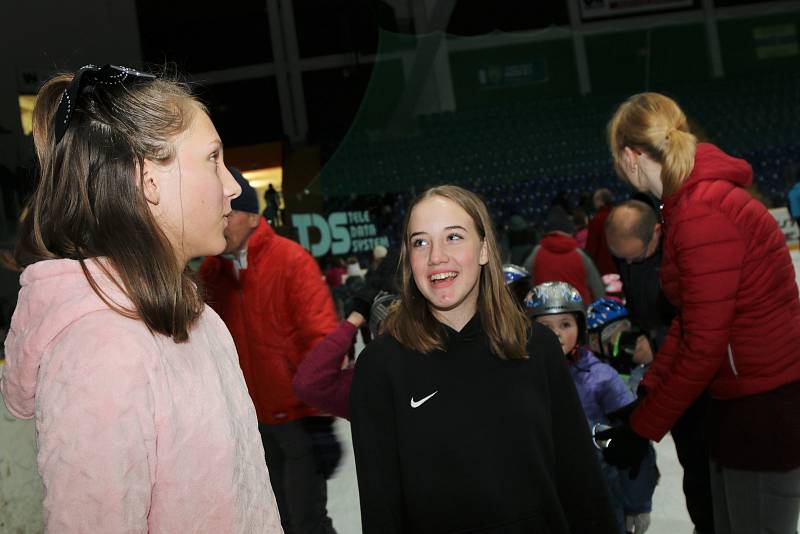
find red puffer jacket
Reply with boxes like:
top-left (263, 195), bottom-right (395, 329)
top-left (200, 219), bottom-right (338, 424)
top-left (631, 143), bottom-right (800, 441)
top-left (531, 232), bottom-right (591, 305)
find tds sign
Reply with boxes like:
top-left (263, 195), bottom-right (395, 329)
top-left (292, 211), bottom-right (390, 257)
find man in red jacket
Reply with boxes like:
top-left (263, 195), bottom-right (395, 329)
top-left (586, 188), bottom-right (619, 276)
top-left (200, 168), bottom-right (338, 534)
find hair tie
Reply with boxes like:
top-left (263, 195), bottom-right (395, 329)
top-left (665, 126), bottom-right (677, 141)
top-left (53, 64), bottom-right (156, 145)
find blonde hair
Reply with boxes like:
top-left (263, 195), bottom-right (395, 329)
top-left (383, 185), bottom-right (529, 359)
top-left (608, 92), bottom-right (697, 197)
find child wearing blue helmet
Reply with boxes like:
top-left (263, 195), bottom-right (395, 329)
top-left (527, 283), bottom-right (658, 534)
top-left (587, 297), bottom-right (649, 395)
top-left (502, 263), bottom-right (532, 307)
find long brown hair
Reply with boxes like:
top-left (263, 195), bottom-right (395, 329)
top-left (17, 68), bottom-right (205, 342)
top-left (383, 185), bottom-right (529, 359)
top-left (607, 92), bottom-right (697, 198)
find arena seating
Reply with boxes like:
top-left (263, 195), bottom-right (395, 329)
top-left (320, 71), bottom-right (800, 234)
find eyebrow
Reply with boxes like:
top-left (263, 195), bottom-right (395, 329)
top-left (209, 140), bottom-right (224, 150)
top-left (409, 225), bottom-right (468, 239)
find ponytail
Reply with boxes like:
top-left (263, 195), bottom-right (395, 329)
top-left (660, 126), bottom-right (696, 196)
top-left (608, 92), bottom-right (697, 198)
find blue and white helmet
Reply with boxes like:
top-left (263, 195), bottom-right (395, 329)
top-left (586, 298), bottom-right (628, 332)
top-left (503, 264), bottom-right (532, 306)
top-left (503, 264), bottom-right (531, 285)
top-left (525, 282), bottom-right (587, 345)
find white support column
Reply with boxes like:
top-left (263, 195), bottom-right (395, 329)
top-left (426, 0), bottom-right (457, 34)
top-left (702, 0), bottom-right (725, 78)
top-left (566, 0), bottom-right (592, 95)
top-left (433, 36), bottom-right (456, 112)
top-left (411, 0), bottom-right (430, 33)
top-left (279, 0), bottom-right (309, 142)
top-left (266, 0), bottom-right (298, 141)
top-left (402, 0), bottom-right (456, 115)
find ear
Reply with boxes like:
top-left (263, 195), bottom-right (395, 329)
top-left (622, 146), bottom-right (639, 171)
top-left (141, 158), bottom-right (161, 205)
top-left (247, 212), bottom-right (261, 229)
top-left (479, 238), bottom-right (489, 266)
top-left (653, 222), bottom-right (662, 240)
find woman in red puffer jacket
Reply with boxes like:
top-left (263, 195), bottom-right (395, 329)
top-left (597, 92), bottom-right (800, 534)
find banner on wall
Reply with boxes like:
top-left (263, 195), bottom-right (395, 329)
top-left (754, 24), bottom-right (798, 60)
top-left (477, 59), bottom-right (548, 89)
top-left (579, 0), bottom-right (693, 21)
top-left (292, 210), bottom-right (390, 258)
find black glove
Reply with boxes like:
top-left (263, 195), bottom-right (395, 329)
top-left (594, 423), bottom-right (649, 479)
top-left (607, 400), bottom-right (639, 425)
top-left (348, 287), bottom-right (378, 319)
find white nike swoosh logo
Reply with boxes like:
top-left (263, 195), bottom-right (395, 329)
top-left (410, 391), bottom-right (438, 408)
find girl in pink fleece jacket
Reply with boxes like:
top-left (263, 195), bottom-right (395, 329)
top-left (0, 65), bottom-right (282, 533)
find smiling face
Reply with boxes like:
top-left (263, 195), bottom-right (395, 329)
top-left (535, 313), bottom-right (579, 354)
top-left (407, 195), bottom-right (488, 329)
top-left (146, 105), bottom-right (240, 264)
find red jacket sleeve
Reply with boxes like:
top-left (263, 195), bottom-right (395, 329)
top-left (293, 320), bottom-right (356, 419)
top-left (284, 248), bottom-right (339, 369)
top-left (631, 206), bottom-right (744, 441)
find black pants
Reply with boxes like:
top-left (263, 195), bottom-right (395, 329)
top-left (259, 420), bottom-right (337, 534)
top-left (671, 392), bottom-right (715, 534)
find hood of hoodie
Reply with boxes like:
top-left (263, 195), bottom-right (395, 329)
top-left (540, 232), bottom-right (579, 254)
top-left (1, 258), bottom-right (134, 419)
top-left (664, 143), bottom-right (752, 214)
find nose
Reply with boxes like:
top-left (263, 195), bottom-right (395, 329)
top-left (428, 239), bottom-right (447, 265)
top-left (222, 166), bottom-right (242, 200)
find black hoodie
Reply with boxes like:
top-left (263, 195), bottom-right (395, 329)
top-left (350, 315), bottom-right (617, 533)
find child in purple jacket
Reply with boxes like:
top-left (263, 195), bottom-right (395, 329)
top-left (526, 282), bottom-right (658, 534)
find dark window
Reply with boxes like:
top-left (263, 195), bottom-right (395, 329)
top-left (196, 78), bottom-right (284, 146)
top-left (715, 0), bottom-right (794, 5)
top-left (447, 0), bottom-right (569, 35)
top-left (293, 0), bottom-right (394, 58)
top-left (136, 0), bottom-right (273, 73)
top-left (303, 63), bottom-right (377, 156)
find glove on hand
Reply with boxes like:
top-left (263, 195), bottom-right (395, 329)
top-left (348, 287), bottom-right (379, 319)
top-left (607, 400), bottom-right (639, 425)
top-left (594, 423), bottom-right (649, 478)
top-left (625, 512), bottom-right (651, 533)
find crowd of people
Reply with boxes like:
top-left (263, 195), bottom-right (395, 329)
top-left (1, 64), bottom-right (799, 534)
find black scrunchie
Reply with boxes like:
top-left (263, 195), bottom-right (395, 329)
top-left (53, 64), bottom-right (156, 145)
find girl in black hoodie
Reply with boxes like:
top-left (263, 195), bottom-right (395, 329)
top-left (350, 185), bottom-right (617, 533)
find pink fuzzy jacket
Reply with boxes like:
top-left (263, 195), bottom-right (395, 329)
top-left (0, 259), bottom-right (283, 533)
